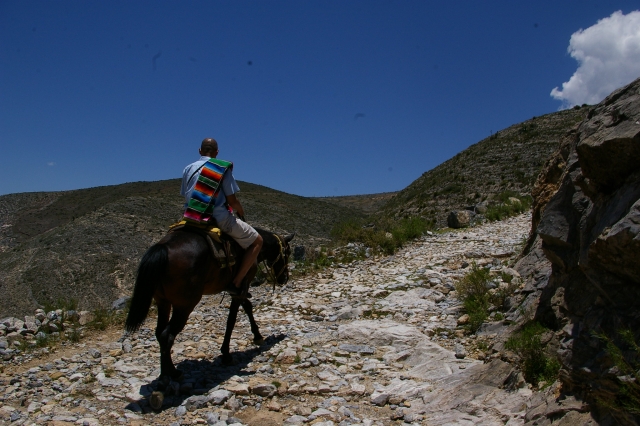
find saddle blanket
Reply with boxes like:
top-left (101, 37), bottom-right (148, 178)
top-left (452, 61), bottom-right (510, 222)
top-left (183, 158), bottom-right (233, 224)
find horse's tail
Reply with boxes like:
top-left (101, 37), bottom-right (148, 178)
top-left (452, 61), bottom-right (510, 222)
top-left (125, 243), bottom-right (168, 333)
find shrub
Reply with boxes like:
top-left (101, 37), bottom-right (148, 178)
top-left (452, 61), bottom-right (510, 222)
top-left (456, 264), bottom-right (491, 300)
top-left (43, 298), bottom-right (78, 313)
top-left (88, 308), bottom-right (126, 331)
top-left (455, 264), bottom-right (518, 332)
top-left (595, 329), bottom-right (640, 414)
top-left (455, 265), bottom-right (492, 332)
top-left (485, 192), bottom-right (532, 221)
top-left (505, 322), bottom-right (560, 387)
top-left (330, 216), bottom-right (433, 255)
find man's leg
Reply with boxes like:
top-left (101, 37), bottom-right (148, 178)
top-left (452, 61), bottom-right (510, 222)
top-left (233, 234), bottom-right (263, 289)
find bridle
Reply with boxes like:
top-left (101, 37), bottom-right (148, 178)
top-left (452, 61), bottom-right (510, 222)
top-left (259, 234), bottom-right (290, 290)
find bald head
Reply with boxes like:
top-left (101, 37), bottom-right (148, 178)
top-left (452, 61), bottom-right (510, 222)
top-left (199, 138), bottom-right (219, 157)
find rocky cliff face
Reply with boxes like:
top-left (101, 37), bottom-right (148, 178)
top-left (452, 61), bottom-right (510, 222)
top-left (517, 77), bottom-right (640, 424)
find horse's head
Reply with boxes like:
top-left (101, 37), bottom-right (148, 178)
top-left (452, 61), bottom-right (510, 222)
top-left (269, 233), bottom-right (294, 285)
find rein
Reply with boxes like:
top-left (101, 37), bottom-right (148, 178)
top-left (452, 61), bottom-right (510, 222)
top-left (259, 234), bottom-right (289, 292)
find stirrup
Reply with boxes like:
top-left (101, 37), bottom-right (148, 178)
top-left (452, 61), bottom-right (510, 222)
top-left (226, 280), bottom-right (251, 299)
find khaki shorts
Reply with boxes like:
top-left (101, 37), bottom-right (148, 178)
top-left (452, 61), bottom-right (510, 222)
top-left (216, 213), bottom-right (259, 249)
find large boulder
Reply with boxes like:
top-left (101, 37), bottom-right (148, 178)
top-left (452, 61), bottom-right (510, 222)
top-left (515, 77), bottom-right (640, 425)
top-left (447, 210), bottom-right (472, 228)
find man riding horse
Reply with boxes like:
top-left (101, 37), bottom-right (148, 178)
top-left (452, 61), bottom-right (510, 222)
top-left (126, 138), bottom-right (293, 392)
top-left (180, 137), bottom-right (262, 297)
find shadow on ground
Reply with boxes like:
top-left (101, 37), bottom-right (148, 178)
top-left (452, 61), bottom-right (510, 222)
top-left (127, 333), bottom-right (287, 413)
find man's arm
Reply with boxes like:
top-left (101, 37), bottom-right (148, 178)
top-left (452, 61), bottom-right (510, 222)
top-left (225, 194), bottom-right (246, 220)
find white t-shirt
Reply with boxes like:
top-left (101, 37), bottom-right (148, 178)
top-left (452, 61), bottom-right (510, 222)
top-left (180, 156), bottom-right (240, 222)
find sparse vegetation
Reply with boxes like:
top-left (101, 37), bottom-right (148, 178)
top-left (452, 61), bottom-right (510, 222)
top-left (485, 191), bottom-right (532, 221)
top-left (455, 264), bottom-right (518, 332)
top-left (88, 308), bottom-right (127, 331)
top-left (505, 322), bottom-right (560, 387)
top-left (43, 298), bottom-right (78, 314)
top-left (455, 265), bottom-right (492, 332)
top-left (331, 216), bottom-right (434, 255)
top-left (594, 329), bottom-right (640, 414)
top-left (380, 109), bottom-right (586, 226)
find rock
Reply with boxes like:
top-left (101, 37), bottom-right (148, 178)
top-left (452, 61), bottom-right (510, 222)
top-left (208, 389), bottom-right (232, 405)
top-left (184, 395), bottom-right (210, 411)
top-left (475, 202), bottom-right (488, 214)
top-left (338, 320), bottom-right (425, 348)
top-left (457, 314), bottom-right (469, 325)
top-left (390, 408), bottom-right (405, 420)
top-left (6, 332), bottom-right (23, 345)
top-left (65, 310), bottom-right (79, 322)
top-left (225, 396), bottom-right (243, 411)
top-left (454, 343), bottom-right (466, 359)
top-left (23, 316), bottom-right (38, 334)
top-left (205, 412), bottom-right (220, 424)
top-left (78, 311), bottom-right (94, 325)
top-left (251, 383), bottom-right (277, 397)
top-left (350, 382), bottom-right (366, 395)
top-left (370, 392), bottom-right (390, 406)
top-left (111, 297), bottom-right (130, 310)
top-left (226, 382), bottom-right (250, 395)
top-left (338, 344), bottom-right (375, 354)
top-left (508, 197), bottom-right (521, 206)
top-left (293, 246), bottom-right (306, 261)
top-left (447, 210), bottom-right (472, 228)
top-left (284, 415), bottom-right (307, 425)
top-left (266, 399), bottom-right (281, 411)
top-left (335, 306), bottom-right (361, 320)
top-left (309, 407), bottom-right (335, 420)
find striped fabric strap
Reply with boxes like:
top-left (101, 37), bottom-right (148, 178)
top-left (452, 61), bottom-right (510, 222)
top-left (183, 158), bottom-right (233, 223)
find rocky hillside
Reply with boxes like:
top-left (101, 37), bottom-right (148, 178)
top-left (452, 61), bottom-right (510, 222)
top-left (0, 180), bottom-right (366, 318)
top-left (380, 108), bottom-right (587, 225)
top-left (514, 77), bottom-right (640, 424)
top-left (316, 192), bottom-right (397, 215)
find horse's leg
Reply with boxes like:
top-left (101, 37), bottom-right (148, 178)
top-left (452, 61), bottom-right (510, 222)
top-left (157, 304), bottom-right (191, 382)
top-left (154, 298), bottom-right (172, 380)
top-left (150, 298), bottom-right (171, 410)
top-left (240, 298), bottom-right (264, 345)
top-left (220, 297), bottom-right (242, 365)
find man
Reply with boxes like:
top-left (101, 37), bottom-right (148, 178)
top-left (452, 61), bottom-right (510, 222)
top-left (181, 138), bottom-right (263, 296)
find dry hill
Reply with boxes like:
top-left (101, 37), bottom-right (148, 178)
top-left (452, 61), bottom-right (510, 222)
top-left (381, 108), bottom-right (588, 225)
top-left (0, 180), bottom-right (365, 318)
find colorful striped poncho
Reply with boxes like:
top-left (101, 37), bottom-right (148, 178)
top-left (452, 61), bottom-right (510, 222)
top-left (183, 158), bottom-right (233, 224)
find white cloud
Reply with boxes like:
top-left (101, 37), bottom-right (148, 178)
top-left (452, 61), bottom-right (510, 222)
top-left (551, 10), bottom-right (640, 108)
top-left (47, 162), bottom-right (55, 166)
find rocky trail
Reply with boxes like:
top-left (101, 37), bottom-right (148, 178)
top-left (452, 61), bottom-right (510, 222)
top-left (1, 214), bottom-right (544, 426)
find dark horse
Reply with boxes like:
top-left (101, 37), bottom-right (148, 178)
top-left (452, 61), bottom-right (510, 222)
top-left (124, 226), bottom-right (293, 383)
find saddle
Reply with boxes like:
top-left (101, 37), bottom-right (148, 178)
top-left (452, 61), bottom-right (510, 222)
top-left (168, 220), bottom-right (236, 269)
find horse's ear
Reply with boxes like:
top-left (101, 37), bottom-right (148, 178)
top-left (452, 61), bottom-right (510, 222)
top-left (284, 233), bottom-right (295, 243)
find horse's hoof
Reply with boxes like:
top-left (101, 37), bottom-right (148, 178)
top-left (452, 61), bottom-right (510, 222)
top-left (149, 391), bottom-right (164, 410)
top-left (159, 375), bottom-right (171, 388)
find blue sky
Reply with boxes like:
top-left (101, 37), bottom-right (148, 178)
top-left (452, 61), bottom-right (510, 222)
top-left (1, 1), bottom-right (639, 197)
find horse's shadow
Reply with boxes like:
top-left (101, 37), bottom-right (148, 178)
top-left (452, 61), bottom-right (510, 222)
top-left (129, 333), bottom-right (286, 412)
